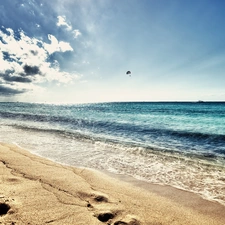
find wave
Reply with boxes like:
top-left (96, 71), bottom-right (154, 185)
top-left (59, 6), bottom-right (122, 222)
top-left (0, 111), bottom-right (96, 128)
top-left (1, 109), bottom-right (225, 149)
top-left (166, 129), bottom-right (225, 143)
top-left (1, 121), bottom-right (225, 162)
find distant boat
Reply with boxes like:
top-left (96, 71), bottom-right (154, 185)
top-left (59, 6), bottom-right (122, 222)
top-left (197, 100), bottom-right (205, 103)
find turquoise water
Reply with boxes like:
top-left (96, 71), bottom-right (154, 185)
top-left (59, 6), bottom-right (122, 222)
top-left (0, 102), bottom-right (225, 205)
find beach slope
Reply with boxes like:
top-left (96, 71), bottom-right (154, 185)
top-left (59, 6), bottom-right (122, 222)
top-left (0, 143), bottom-right (224, 225)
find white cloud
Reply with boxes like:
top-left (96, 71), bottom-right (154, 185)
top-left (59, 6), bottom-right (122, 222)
top-left (56, 15), bottom-right (82, 39)
top-left (58, 41), bottom-right (74, 52)
top-left (72, 29), bottom-right (82, 38)
top-left (0, 27), bottom-right (79, 96)
top-left (0, 28), bottom-right (48, 68)
top-left (43, 34), bottom-right (73, 54)
top-left (57, 16), bottom-right (72, 31)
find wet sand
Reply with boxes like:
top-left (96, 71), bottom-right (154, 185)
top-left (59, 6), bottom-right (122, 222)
top-left (0, 142), bottom-right (225, 225)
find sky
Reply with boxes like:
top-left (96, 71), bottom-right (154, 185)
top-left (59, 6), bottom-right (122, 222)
top-left (1, 0), bottom-right (225, 103)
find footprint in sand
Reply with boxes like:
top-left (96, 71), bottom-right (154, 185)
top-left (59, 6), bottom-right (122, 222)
top-left (114, 217), bottom-right (140, 225)
top-left (0, 202), bottom-right (11, 216)
top-left (78, 191), bottom-right (141, 225)
top-left (78, 191), bottom-right (109, 208)
top-left (97, 211), bottom-right (115, 222)
top-left (96, 211), bottom-right (140, 225)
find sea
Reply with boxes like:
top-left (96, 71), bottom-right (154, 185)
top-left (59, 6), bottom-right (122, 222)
top-left (0, 101), bottom-right (225, 205)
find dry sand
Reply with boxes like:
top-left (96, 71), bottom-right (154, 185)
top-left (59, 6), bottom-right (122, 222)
top-left (0, 142), bottom-right (225, 225)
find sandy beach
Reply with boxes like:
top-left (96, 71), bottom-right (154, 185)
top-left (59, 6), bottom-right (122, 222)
top-left (0, 142), bottom-right (225, 225)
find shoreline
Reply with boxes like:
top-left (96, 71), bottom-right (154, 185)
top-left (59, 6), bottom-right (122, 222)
top-left (1, 142), bottom-right (225, 225)
top-left (105, 171), bottom-right (225, 220)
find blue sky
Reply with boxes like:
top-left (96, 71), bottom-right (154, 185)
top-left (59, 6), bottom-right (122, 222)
top-left (1, 0), bottom-right (225, 103)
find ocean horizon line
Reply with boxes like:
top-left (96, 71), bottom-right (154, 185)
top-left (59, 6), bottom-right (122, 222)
top-left (1, 100), bottom-right (225, 105)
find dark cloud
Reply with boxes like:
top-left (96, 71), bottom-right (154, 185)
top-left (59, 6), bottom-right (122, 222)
top-left (30, 50), bottom-right (38, 56)
top-left (23, 65), bottom-right (41, 76)
top-left (3, 74), bottom-right (32, 83)
top-left (0, 85), bottom-right (26, 96)
top-left (0, 69), bottom-right (33, 84)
